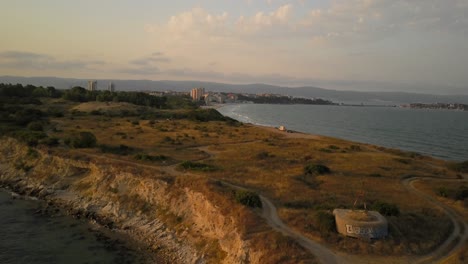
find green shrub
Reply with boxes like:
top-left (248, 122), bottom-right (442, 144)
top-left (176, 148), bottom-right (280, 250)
top-left (284, 200), bottom-right (314, 209)
top-left (304, 164), bottom-right (331, 175)
top-left (455, 186), bottom-right (468, 201)
top-left (349, 145), bottom-right (361, 151)
top-left (27, 121), bottom-right (43, 131)
top-left (47, 107), bottom-right (64, 117)
top-left (13, 130), bottom-right (47, 146)
top-left (26, 147), bottom-right (39, 158)
top-left (134, 153), bottom-right (168, 161)
top-left (234, 190), bottom-right (262, 208)
top-left (313, 211), bottom-right (336, 234)
top-left (15, 108), bottom-right (44, 126)
top-left (437, 187), bottom-right (449, 198)
top-left (256, 151), bottom-right (274, 159)
top-left (319, 148), bottom-right (332, 153)
top-left (90, 110), bottom-right (102, 115)
top-left (394, 158), bottom-right (410, 164)
top-left (40, 137), bottom-right (60, 146)
top-left (100, 144), bottom-right (135, 155)
top-left (179, 161), bottom-right (218, 171)
top-left (450, 160), bottom-right (468, 173)
top-left (371, 201), bottom-right (400, 216)
top-left (66, 131), bottom-right (97, 148)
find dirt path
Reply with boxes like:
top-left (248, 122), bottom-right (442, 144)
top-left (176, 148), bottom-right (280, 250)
top-left (259, 195), bottom-right (345, 264)
top-left (402, 176), bottom-right (468, 264)
top-left (75, 148), bottom-right (467, 264)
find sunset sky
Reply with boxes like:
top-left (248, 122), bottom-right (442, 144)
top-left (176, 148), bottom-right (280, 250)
top-left (1, 0), bottom-right (467, 93)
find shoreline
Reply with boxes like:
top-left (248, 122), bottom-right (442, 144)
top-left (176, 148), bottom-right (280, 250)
top-left (216, 103), bottom-right (467, 162)
top-left (0, 186), bottom-right (162, 264)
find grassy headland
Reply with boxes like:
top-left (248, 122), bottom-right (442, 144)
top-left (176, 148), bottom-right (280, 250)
top-left (0, 83), bottom-right (466, 263)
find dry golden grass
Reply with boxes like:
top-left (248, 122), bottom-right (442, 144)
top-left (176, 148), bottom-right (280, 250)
top-left (414, 180), bottom-right (468, 219)
top-left (71, 101), bottom-right (142, 113)
top-left (42, 101), bottom-right (466, 257)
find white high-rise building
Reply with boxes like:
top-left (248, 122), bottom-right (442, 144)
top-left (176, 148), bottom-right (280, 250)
top-left (190, 87), bottom-right (205, 101)
top-left (108, 82), bottom-right (115, 92)
top-left (87, 80), bottom-right (97, 91)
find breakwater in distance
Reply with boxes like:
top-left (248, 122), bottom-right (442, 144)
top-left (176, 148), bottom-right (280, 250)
top-left (218, 104), bottom-right (468, 161)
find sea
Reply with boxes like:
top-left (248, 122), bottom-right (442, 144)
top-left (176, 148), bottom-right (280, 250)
top-left (218, 104), bottom-right (468, 162)
top-left (0, 190), bottom-right (139, 264)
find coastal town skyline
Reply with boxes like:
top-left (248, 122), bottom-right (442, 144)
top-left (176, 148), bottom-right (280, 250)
top-left (1, 0), bottom-right (467, 94)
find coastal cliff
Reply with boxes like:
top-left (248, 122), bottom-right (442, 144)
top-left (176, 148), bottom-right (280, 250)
top-left (0, 138), bottom-right (312, 263)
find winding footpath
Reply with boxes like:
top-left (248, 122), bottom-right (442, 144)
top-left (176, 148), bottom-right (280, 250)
top-left (77, 148), bottom-right (467, 264)
top-left (259, 195), bottom-right (344, 264)
top-left (402, 176), bottom-right (468, 264)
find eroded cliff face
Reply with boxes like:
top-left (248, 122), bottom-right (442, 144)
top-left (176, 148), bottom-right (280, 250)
top-left (0, 138), bottom-right (268, 263)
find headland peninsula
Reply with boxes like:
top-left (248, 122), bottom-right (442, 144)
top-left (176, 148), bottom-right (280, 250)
top-left (0, 83), bottom-right (467, 263)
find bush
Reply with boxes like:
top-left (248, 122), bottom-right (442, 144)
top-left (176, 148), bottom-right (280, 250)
top-left (47, 107), bottom-right (64, 117)
top-left (90, 110), bottom-right (102, 115)
top-left (450, 160), bottom-right (468, 173)
top-left (27, 121), bottom-right (43, 131)
top-left (256, 151), bottom-right (274, 159)
top-left (304, 164), bottom-right (331, 175)
top-left (179, 161), bottom-right (218, 171)
top-left (371, 201), bottom-right (400, 216)
top-left (349, 145), bottom-right (361, 151)
top-left (15, 108), bottom-right (44, 126)
top-left (100, 144), bottom-right (135, 155)
top-left (188, 109), bottom-right (229, 122)
top-left (39, 137), bottom-right (60, 146)
top-left (455, 186), bottom-right (468, 201)
top-left (134, 153), bottom-right (168, 161)
top-left (437, 187), bottom-right (449, 198)
top-left (66, 131), bottom-right (97, 148)
top-left (313, 211), bottom-right (336, 234)
top-left (13, 130), bottom-right (47, 146)
top-left (234, 190), bottom-right (262, 208)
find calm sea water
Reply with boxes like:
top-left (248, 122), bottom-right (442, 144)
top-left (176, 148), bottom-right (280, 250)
top-left (0, 190), bottom-right (138, 264)
top-left (218, 104), bottom-right (468, 161)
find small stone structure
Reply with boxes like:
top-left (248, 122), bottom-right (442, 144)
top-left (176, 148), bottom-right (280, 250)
top-left (333, 209), bottom-right (388, 239)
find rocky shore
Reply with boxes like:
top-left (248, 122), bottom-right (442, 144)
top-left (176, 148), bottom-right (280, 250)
top-left (0, 137), bottom-right (303, 263)
top-left (0, 138), bottom-right (203, 263)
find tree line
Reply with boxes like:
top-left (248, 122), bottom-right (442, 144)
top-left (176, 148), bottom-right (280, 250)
top-left (0, 83), bottom-right (195, 109)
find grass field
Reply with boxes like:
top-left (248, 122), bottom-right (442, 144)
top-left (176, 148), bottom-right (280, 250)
top-left (4, 98), bottom-right (467, 258)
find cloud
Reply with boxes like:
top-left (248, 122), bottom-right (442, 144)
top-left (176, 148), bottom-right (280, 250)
top-left (0, 51), bottom-right (53, 61)
top-left (122, 53), bottom-right (170, 75)
top-left (0, 50), bottom-right (104, 70)
top-left (130, 52), bottom-right (170, 65)
top-left (300, 0), bottom-right (468, 42)
top-left (236, 4), bottom-right (293, 33)
top-left (119, 66), bottom-right (160, 76)
top-left (145, 7), bottom-right (230, 39)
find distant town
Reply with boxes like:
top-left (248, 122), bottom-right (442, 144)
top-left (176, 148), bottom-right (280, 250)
top-left (401, 103), bottom-right (468, 111)
top-left (70, 80), bottom-right (468, 111)
top-left (85, 80), bottom-right (336, 106)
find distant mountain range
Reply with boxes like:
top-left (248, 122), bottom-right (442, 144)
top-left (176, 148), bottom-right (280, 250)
top-left (1, 75), bottom-right (468, 105)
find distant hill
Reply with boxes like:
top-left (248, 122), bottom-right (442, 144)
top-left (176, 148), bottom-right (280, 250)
top-left (1, 75), bottom-right (468, 104)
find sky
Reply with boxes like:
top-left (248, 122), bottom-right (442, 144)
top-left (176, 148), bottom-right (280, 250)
top-left (1, 0), bottom-right (467, 94)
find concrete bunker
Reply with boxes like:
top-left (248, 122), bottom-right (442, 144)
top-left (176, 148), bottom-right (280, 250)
top-left (333, 209), bottom-right (388, 239)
